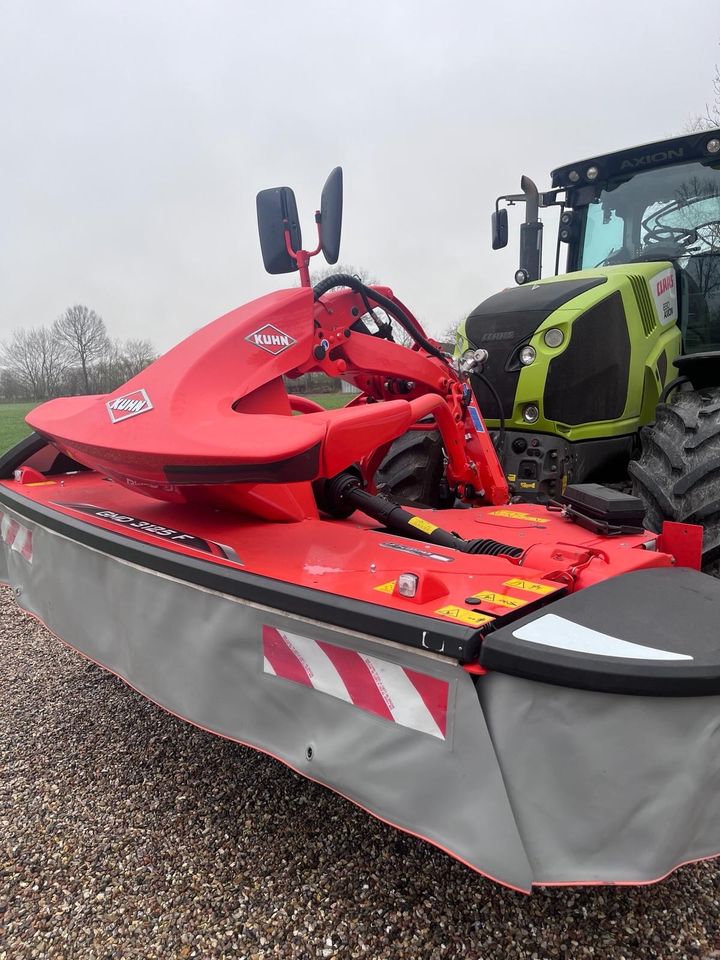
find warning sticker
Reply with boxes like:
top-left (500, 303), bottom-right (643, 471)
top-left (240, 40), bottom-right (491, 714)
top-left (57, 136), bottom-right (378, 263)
top-left (489, 509), bottom-right (550, 523)
top-left (434, 605), bottom-right (494, 627)
top-left (374, 580), bottom-right (396, 594)
top-left (408, 516), bottom-right (438, 535)
top-left (469, 590), bottom-right (528, 610)
top-left (503, 578), bottom-right (556, 595)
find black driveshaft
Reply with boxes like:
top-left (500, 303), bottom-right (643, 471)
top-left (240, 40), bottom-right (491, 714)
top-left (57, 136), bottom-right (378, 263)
top-left (323, 473), bottom-right (522, 558)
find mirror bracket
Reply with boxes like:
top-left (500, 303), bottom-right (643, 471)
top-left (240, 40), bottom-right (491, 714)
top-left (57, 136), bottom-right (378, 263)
top-left (257, 168), bottom-right (343, 285)
top-left (284, 212), bottom-right (323, 286)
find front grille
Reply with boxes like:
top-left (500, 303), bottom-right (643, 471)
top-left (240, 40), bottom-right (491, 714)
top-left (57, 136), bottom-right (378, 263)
top-left (544, 292), bottom-right (630, 425)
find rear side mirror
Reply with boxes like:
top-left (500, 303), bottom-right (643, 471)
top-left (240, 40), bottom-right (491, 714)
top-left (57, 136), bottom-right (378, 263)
top-left (491, 208), bottom-right (508, 250)
top-left (256, 186), bottom-right (303, 274)
top-left (320, 167), bottom-right (343, 264)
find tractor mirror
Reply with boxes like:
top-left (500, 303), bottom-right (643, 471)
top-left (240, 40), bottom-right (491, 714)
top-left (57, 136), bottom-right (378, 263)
top-left (491, 208), bottom-right (508, 250)
top-left (256, 186), bottom-right (303, 274)
top-left (320, 167), bottom-right (343, 264)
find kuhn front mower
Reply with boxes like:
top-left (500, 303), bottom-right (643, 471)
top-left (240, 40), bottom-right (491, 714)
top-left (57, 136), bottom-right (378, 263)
top-left (2, 169), bottom-right (720, 892)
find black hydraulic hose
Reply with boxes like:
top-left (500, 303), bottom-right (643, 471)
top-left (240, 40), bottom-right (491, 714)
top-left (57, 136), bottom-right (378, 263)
top-left (476, 371), bottom-right (506, 452)
top-left (313, 273), bottom-right (448, 363)
top-left (323, 472), bottom-right (522, 558)
top-left (659, 375), bottom-right (689, 404)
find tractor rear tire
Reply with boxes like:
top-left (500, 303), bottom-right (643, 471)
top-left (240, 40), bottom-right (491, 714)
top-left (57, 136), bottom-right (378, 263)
top-left (375, 429), bottom-right (451, 508)
top-left (629, 387), bottom-right (720, 567)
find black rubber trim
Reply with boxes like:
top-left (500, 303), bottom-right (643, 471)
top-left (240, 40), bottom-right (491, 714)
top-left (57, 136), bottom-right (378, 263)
top-left (164, 443), bottom-right (322, 485)
top-left (0, 433), bottom-right (47, 478)
top-left (673, 352), bottom-right (720, 391)
top-left (480, 567), bottom-right (720, 696)
top-left (0, 484), bottom-right (484, 663)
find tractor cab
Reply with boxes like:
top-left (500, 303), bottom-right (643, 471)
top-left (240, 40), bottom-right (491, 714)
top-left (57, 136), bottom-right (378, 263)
top-left (550, 131), bottom-right (720, 354)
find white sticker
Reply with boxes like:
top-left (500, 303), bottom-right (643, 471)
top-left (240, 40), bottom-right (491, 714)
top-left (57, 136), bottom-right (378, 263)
top-left (650, 267), bottom-right (678, 327)
top-left (513, 613), bottom-right (692, 661)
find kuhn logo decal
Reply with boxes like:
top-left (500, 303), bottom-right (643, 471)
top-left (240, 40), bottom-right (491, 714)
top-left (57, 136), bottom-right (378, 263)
top-left (106, 389), bottom-right (153, 423)
top-left (245, 323), bottom-right (296, 355)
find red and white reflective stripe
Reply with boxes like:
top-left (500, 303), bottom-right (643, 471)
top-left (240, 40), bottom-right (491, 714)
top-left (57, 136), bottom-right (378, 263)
top-left (263, 625), bottom-right (448, 739)
top-left (0, 511), bottom-right (33, 563)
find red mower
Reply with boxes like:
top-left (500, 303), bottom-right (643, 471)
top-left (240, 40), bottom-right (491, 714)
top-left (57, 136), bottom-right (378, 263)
top-left (2, 168), bottom-right (720, 892)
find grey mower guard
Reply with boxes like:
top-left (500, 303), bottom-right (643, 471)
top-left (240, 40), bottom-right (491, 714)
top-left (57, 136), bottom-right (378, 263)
top-left (2, 503), bottom-right (720, 890)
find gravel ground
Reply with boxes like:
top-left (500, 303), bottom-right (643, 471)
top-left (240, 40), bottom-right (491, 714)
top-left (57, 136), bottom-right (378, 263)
top-left (2, 588), bottom-right (720, 960)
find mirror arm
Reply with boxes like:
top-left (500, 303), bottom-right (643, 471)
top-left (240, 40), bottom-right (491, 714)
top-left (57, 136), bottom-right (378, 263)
top-left (496, 194), bottom-right (525, 212)
top-left (307, 211), bottom-right (323, 257)
top-left (284, 214), bottom-right (323, 288)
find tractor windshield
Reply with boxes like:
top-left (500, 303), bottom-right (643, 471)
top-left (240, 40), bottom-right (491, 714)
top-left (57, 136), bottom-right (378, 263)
top-left (578, 160), bottom-right (720, 350)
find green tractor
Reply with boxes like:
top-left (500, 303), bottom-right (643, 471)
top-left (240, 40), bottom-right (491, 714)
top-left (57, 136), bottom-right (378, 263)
top-left (377, 128), bottom-right (720, 562)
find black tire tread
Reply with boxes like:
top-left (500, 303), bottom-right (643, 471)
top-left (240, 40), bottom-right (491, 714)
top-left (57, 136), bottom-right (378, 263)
top-left (375, 430), bottom-right (449, 507)
top-left (629, 387), bottom-right (720, 563)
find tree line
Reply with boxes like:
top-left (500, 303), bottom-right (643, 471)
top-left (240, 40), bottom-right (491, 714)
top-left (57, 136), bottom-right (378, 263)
top-left (1, 305), bottom-right (156, 402)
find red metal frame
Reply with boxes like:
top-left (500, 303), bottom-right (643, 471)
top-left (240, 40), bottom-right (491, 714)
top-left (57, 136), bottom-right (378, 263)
top-left (26, 283), bottom-right (508, 519)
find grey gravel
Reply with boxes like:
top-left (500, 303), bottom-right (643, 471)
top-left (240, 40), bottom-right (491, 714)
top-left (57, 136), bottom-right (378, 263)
top-left (2, 587), bottom-right (720, 960)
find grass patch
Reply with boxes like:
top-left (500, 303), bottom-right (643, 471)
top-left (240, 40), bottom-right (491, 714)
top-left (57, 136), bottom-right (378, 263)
top-left (0, 403), bottom-right (36, 453)
top-left (304, 392), bottom-right (352, 410)
top-left (0, 393), bottom-right (353, 455)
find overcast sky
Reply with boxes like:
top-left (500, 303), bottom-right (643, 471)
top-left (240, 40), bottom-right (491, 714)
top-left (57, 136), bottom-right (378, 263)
top-left (1, 0), bottom-right (719, 349)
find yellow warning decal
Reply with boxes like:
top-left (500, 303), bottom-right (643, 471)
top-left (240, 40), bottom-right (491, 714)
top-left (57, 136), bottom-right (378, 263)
top-left (518, 480), bottom-right (537, 490)
top-left (434, 605), bottom-right (494, 627)
top-left (374, 580), bottom-right (396, 594)
top-left (503, 577), bottom-right (556, 596)
top-left (489, 509), bottom-right (550, 523)
top-left (25, 481), bottom-right (56, 487)
top-left (507, 473), bottom-right (517, 482)
top-left (468, 590), bottom-right (528, 610)
top-left (408, 516), bottom-right (438, 535)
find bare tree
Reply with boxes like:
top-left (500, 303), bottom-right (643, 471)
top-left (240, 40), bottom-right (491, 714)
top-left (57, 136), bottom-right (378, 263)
top-left (439, 319), bottom-right (464, 350)
top-left (53, 305), bottom-right (110, 393)
top-left (82, 337), bottom-right (157, 393)
top-left (120, 338), bottom-right (157, 379)
top-left (2, 326), bottom-right (66, 399)
top-left (0, 367), bottom-right (24, 401)
top-left (308, 263), bottom-right (375, 287)
top-left (685, 51), bottom-right (720, 131)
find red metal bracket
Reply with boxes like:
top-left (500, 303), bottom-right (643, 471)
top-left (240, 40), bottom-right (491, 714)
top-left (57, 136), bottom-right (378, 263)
top-left (658, 521), bottom-right (703, 571)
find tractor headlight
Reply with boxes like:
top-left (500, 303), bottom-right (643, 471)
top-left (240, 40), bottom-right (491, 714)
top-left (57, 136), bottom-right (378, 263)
top-left (519, 345), bottom-right (536, 366)
top-left (543, 327), bottom-right (564, 348)
top-left (522, 404), bottom-right (540, 424)
top-left (586, 165), bottom-right (599, 181)
top-left (707, 138), bottom-right (720, 155)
